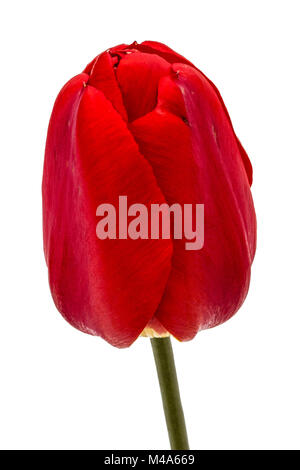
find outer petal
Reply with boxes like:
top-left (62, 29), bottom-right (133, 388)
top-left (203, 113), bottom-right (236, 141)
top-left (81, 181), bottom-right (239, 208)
top-left (42, 76), bottom-right (172, 348)
top-left (130, 111), bottom-right (204, 340)
top-left (130, 65), bottom-right (256, 341)
top-left (174, 63), bottom-right (256, 261)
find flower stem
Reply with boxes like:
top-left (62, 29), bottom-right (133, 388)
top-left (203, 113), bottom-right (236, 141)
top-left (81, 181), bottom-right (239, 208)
top-left (150, 337), bottom-right (189, 450)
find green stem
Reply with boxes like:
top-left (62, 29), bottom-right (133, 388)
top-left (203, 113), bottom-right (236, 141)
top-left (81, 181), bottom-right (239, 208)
top-left (150, 337), bottom-right (189, 450)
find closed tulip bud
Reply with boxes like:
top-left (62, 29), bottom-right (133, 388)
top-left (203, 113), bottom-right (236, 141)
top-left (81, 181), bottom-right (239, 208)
top-left (43, 41), bottom-right (256, 349)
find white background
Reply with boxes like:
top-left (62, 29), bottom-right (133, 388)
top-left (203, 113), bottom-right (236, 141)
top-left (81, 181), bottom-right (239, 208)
top-left (0, 0), bottom-right (299, 450)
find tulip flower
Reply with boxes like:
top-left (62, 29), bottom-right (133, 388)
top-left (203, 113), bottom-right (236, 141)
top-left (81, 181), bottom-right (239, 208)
top-left (42, 41), bottom-right (256, 449)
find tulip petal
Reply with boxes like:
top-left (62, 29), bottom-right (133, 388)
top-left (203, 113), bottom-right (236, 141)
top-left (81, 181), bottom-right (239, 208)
top-left (136, 41), bottom-right (253, 185)
top-left (130, 65), bottom-right (256, 341)
top-left (115, 51), bottom-right (170, 122)
top-left (43, 77), bottom-right (172, 347)
top-left (85, 42), bottom-right (252, 183)
top-left (137, 41), bottom-right (196, 67)
top-left (174, 62), bottom-right (256, 261)
top-left (130, 113), bottom-right (202, 339)
top-left (87, 51), bottom-right (128, 121)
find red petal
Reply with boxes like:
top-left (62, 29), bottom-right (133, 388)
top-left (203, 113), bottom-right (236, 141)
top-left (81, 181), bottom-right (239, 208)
top-left (84, 41), bottom-right (252, 184)
top-left (130, 65), bottom-right (256, 341)
top-left (87, 51), bottom-right (128, 121)
top-left (83, 55), bottom-right (99, 75)
top-left (83, 44), bottom-right (133, 74)
top-left (200, 72), bottom-right (253, 185)
top-left (174, 62), bottom-right (256, 261)
top-left (138, 41), bottom-right (195, 67)
top-left (138, 41), bottom-right (253, 184)
top-left (115, 51), bottom-right (170, 122)
top-left (43, 77), bottom-right (172, 348)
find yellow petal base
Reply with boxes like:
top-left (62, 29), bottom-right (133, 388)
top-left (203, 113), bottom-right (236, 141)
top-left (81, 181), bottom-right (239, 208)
top-left (140, 327), bottom-right (170, 338)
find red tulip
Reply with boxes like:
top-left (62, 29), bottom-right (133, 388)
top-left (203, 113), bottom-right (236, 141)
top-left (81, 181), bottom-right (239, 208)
top-left (42, 41), bottom-right (256, 348)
